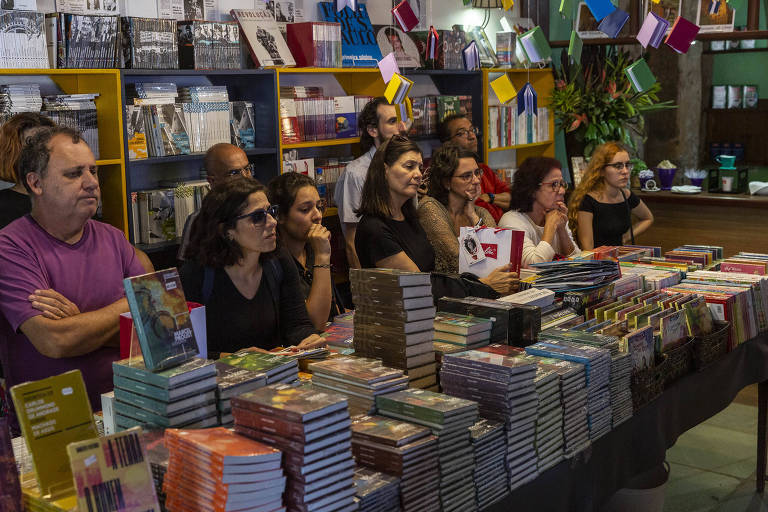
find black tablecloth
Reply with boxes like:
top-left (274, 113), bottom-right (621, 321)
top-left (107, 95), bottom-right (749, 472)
top-left (487, 334), bottom-right (768, 512)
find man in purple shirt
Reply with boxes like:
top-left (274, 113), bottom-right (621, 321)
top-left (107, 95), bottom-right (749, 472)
top-left (0, 126), bottom-right (148, 431)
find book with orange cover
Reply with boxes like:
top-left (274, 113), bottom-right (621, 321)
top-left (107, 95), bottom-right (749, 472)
top-left (165, 427), bottom-right (281, 465)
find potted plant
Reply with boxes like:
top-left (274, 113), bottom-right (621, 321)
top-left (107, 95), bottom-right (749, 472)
top-left (550, 47), bottom-right (676, 171)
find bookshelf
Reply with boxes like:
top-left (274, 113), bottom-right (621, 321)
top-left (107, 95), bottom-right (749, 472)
top-left (481, 68), bottom-right (556, 165)
top-left (0, 68), bottom-right (128, 236)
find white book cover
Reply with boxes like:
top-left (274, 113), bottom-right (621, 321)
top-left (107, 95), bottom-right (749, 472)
top-left (231, 8), bottom-right (295, 67)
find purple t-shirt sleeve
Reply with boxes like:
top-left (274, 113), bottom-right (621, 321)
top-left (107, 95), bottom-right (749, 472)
top-left (0, 236), bottom-right (50, 332)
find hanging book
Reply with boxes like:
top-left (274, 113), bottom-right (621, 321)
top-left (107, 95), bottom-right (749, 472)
top-left (624, 58), bottom-right (657, 93)
top-left (466, 26), bottom-right (498, 67)
top-left (427, 25), bottom-right (439, 60)
top-left (560, 0), bottom-right (574, 17)
top-left (394, 97), bottom-right (413, 125)
top-left (383, 73), bottom-right (414, 104)
top-left (636, 12), bottom-right (669, 47)
top-left (584, 0), bottom-right (616, 21)
top-left (598, 8), bottom-right (629, 38)
top-left (319, 2), bottom-right (382, 67)
top-left (378, 52), bottom-right (400, 83)
top-left (392, 0), bottom-right (419, 32)
top-left (462, 40), bottom-right (480, 70)
top-left (568, 30), bottom-right (583, 63)
top-left (123, 268), bottom-right (198, 371)
top-left (490, 74), bottom-right (517, 104)
top-left (519, 26), bottom-right (551, 63)
top-left (665, 16), bottom-right (700, 53)
top-left (514, 34), bottom-right (529, 66)
top-left (231, 9), bottom-right (296, 67)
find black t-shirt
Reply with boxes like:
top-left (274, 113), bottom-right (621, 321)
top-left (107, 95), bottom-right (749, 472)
top-left (0, 188), bottom-right (31, 230)
top-left (179, 251), bottom-right (316, 356)
top-left (355, 214), bottom-right (435, 272)
top-left (578, 191), bottom-right (641, 247)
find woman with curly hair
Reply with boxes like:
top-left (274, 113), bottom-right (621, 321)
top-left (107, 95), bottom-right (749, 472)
top-left (417, 142), bottom-right (518, 294)
top-left (180, 177), bottom-right (324, 356)
top-left (568, 142), bottom-right (653, 250)
top-left (499, 156), bottom-right (580, 267)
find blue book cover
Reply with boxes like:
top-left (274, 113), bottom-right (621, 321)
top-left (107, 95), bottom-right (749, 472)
top-left (585, 0), bottom-right (616, 21)
top-left (333, 96), bottom-right (358, 138)
top-left (598, 7), bottom-right (629, 38)
top-left (319, 2), bottom-right (382, 67)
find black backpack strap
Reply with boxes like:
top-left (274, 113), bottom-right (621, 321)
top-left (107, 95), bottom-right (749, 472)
top-left (202, 266), bottom-right (215, 304)
top-left (263, 257), bottom-right (283, 328)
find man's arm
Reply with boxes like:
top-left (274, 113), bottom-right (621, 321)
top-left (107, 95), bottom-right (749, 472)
top-left (19, 297), bottom-right (130, 359)
top-left (341, 222), bottom-right (360, 270)
top-left (135, 247), bottom-right (154, 273)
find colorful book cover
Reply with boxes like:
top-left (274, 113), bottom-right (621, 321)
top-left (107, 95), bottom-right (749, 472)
top-left (433, 313), bottom-right (492, 335)
top-left (218, 352), bottom-right (297, 376)
top-left (123, 268), bottom-right (198, 371)
top-left (165, 427), bottom-right (281, 464)
top-left (351, 414), bottom-right (431, 446)
top-left (215, 362), bottom-right (267, 400)
top-left (375, 389), bottom-right (477, 424)
top-left (683, 297), bottom-right (715, 336)
top-left (67, 427), bottom-right (160, 512)
top-left (310, 358), bottom-right (404, 385)
top-left (598, 7), bottom-right (629, 38)
top-left (231, 382), bottom-right (348, 423)
top-left (10, 370), bottom-right (97, 498)
top-left (623, 326), bottom-right (654, 371)
top-left (373, 25), bottom-right (422, 69)
top-left (659, 309), bottom-right (688, 352)
top-left (231, 8), bottom-right (296, 67)
top-left (318, 2), bottom-right (382, 67)
top-left (665, 16), bottom-right (700, 54)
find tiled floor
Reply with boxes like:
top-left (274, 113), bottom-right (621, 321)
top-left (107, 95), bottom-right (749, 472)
top-left (664, 385), bottom-right (768, 512)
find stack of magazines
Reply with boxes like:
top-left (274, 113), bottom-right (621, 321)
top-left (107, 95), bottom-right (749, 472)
top-left (42, 93), bottom-right (100, 159)
top-left (0, 10), bottom-right (47, 69)
top-left (52, 14), bottom-right (120, 68)
top-left (524, 260), bottom-right (622, 292)
top-left (177, 20), bottom-right (240, 70)
top-left (120, 17), bottom-right (178, 69)
top-left (0, 84), bottom-right (42, 120)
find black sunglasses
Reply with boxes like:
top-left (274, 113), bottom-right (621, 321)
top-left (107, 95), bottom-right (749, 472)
top-left (234, 205), bottom-right (279, 225)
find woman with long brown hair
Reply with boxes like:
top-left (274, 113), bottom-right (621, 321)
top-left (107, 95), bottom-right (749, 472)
top-left (568, 142), bottom-right (653, 250)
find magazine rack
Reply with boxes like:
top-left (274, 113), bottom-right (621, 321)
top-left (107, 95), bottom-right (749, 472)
top-left (662, 337), bottom-right (694, 389)
top-left (692, 320), bottom-right (730, 370)
top-left (631, 353), bottom-right (667, 409)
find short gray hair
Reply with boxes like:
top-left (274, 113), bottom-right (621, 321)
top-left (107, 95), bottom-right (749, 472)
top-left (18, 126), bottom-right (83, 193)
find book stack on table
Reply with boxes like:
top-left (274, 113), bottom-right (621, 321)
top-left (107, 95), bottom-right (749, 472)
top-left (351, 269), bottom-right (438, 390)
top-left (163, 427), bottom-right (285, 511)
top-left (231, 383), bottom-right (357, 511)
top-left (469, 418), bottom-right (509, 508)
top-left (310, 357), bottom-right (409, 415)
top-left (447, 347), bottom-right (539, 490)
top-left (218, 351), bottom-right (299, 385)
top-left (350, 414), bottom-right (439, 511)
top-left (353, 467), bottom-right (401, 512)
top-left (112, 357), bottom-right (219, 430)
top-left (437, 296), bottom-right (541, 347)
top-left (376, 389), bottom-right (478, 511)
top-left (214, 361), bottom-right (268, 426)
top-left (433, 313), bottom-right (493, 350)
top-left (532, 364), bottom-right (565, 472)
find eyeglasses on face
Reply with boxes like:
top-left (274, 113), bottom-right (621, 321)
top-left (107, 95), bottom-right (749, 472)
top-left (226, 163), bottom-right (255, 177)
top-left (605, 161), bottom-right (634, 171)
top-left (540, 179), bottom-right (569, 192)
top-left (234, 204), bottom-right (279, 226)
top-left (453, 168), bottom-right (483, 182)
top-left (452, 126), bottom-right (479, 139)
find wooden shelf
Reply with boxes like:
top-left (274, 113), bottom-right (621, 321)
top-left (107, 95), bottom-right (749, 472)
top-left (487, 140), bottom-right (555, 153)
top-left (274, 67), bottom-right (380, 74)
top-left (282, 137), bottom-right (360, 149)
top-left (0, 68), bottom-right (120, 75)
top-left (122, 69), bottom-right (274, 76)
top-left (96, 159), bottom-right (122, 166)
top-left (703, 48), bottom-right (768, 55)
top-left (129, 148), bottom-right (277, 165)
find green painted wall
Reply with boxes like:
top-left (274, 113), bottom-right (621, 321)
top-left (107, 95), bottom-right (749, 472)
top-left (710, 5), bottom-right (768, 97)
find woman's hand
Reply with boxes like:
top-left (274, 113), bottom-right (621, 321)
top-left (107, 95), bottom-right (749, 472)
top-left (29, 289), bottom-right (81, 320)
top-left (479, 264), bottom-right (519, 295)
top-left (296, 334), bottom-right (327, 350)
top-left (307, 224), bottom-right (332, 264)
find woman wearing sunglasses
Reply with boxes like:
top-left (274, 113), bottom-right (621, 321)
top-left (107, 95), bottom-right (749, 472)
top-left (417, 142), bottom-right (518, 294)
top-left (355, 135), bottom-right (434, 272)
top-left (180, 178), bottom-right (324, 357)
top-left (267, 172), bottom-right (344, 330)
top-left (568, 142), bottom-right (654, 250)
top-left (499, 157), bottom-right (580, 268)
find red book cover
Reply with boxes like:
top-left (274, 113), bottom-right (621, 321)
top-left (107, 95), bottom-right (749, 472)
top-left (120, 302), bottom-right (203, 359)
top-left (286, 22), bottom-right (317, 67)
top-left (510, 229), bottom-right (524, 275)
top-left (720, 261), bottom-right (767, 275)
top-left (664, 16), bottom-right (700, 54)
top-left (391, 0), bottom-right (418, 32)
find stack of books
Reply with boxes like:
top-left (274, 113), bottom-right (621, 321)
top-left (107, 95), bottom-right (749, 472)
top-left (53, 14), bottom-right (120, 68)
top-left (131, 182), bottom-right (210, 246)
top-left (0, 10), bottom-right (47, 69)
top-left (42, 94), bottom-right (100, 159)
top-left (353, 467), bottom-right (401, 512)
top-left (376, 388), bottom-right (479, 510)
top-left (469, 418), bottom-right (509, 509)
top-left (350, 414), bottom-right (439, 511)
top-left (309, 357), bottom-right (409, 415)
top-left (219, 350), bottom-right (299, 384)
top-left (215, 361), bottom-right (268, 426)
top-left (487, 105), bottom-right (550, 149)
top-left (609, 352), bottom-right (634, 427)
top-left (532, 364), bottom-right (565, 472)
top-left (452, 347), bottom-right (539, 490)
top-left (525, 340), bottom-right (612, 441)
top-left (112, 357), bottom-right (219, 430)
top-left (120, 17), bottom-right (179, 69)
top-left (433, 313), bottom-right (493, 350)
top-left (142, 429), bottom-right (170, 511)
top-left (163, 427), bottom-right (285, 511)
top-left (351, 268), bottom-right (438, 390)
top-left (177, 20), bottom-right (240, 70)
top-left (231, 383), bottom-right (357, 511)
top-left (0, 84), bottom-right (42, 118)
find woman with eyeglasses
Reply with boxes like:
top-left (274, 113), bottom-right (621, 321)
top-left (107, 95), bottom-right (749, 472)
top-left (180, 177), bottom-right (324, 357)
top-left (568, 142), bottom-right (654, 250)
top-left (355, 135), bottom-right (435, 272)
top-left (267, 172), bottom-right (344, 330)
top-left (418, 143), bottom-right (518, 293)
top-left (499, 157), bottom-right (580, 268)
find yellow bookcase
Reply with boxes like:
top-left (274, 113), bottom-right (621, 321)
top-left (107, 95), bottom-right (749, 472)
top-left (482, 68), bottom-right (556, 162)
top-left (0, 69), bottom-right (128, 236)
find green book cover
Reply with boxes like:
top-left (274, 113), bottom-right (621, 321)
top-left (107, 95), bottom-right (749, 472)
top-left (624, 58), bottom-right (657, 94)
top-left (568, 30), bottom-right (583, 64)
top-left (375, 389), bottom-right (477, 425)
top-left (10, 370), bottom-right (97, 498)
top-left (112, 357), bottom-right (215, 389)
top-left (218, 352), bottom-right (297, 376)
top-left (351, 414), bottom-right (432, 446)
top-left (123, 268), bottom-right (198, 371)
top-left (519, 26), bottom-right (551, 63)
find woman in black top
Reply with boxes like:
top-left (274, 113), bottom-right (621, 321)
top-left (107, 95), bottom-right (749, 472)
top-left (180, 177), bottom-right (322, 357)
top-left (267, 172), bottom-right (344, 330)
top-left (354, 135), bottom-right (435, 272)
top-left (568, 142), bottom-right (654, 249)
top-left (0, 113), bottom-right (55, 229)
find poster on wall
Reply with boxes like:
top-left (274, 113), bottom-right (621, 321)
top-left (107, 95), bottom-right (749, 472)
top-left (645, 0), bottom-right (682, 33)
top-left (55, 0), bottom-right (119, 15)
top-left (696, 0), bottom-right (735, 32)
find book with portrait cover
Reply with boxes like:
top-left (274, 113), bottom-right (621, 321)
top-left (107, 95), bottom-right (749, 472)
top-left (123, 268), bottom-right (198, 371)
top-left (319, 2), bottom-right (381, 67)
top-left (231, 8), bottom-right (295, 67)
top-left (67, 427), bottom-right (160, 512)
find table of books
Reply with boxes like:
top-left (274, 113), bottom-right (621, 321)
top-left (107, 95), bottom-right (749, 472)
top-left (487, 333), bottom-right (768, 512)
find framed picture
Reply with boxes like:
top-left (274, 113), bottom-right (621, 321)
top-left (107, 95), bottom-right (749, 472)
top-left (646, 0), bottom-right (682, 33)
top-left (696, 0), bottom-right (735, 32)
top-left (575, 2), bottom-right (633, 38)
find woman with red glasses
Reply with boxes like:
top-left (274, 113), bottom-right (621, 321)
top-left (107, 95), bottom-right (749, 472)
top-left (568, 142), bottom-right (654, 250)
top-left (180, 177), bottom-right (324, 356)
top-left (499, 156), bottom-right (581, 268)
